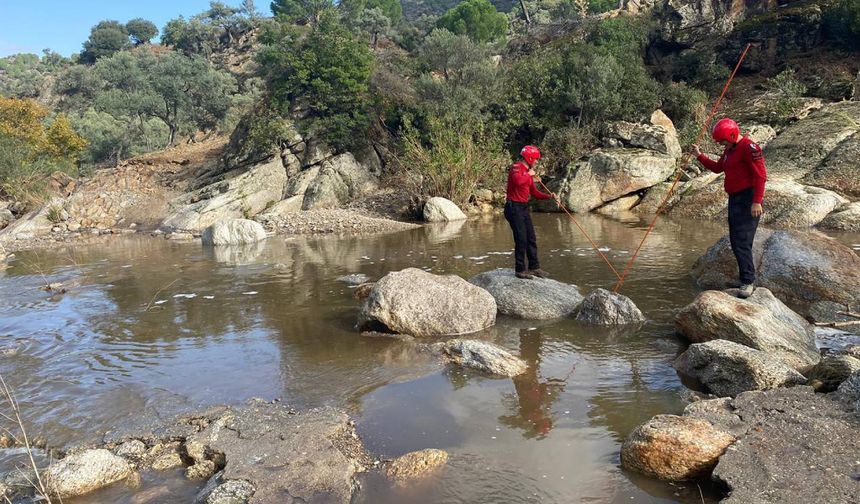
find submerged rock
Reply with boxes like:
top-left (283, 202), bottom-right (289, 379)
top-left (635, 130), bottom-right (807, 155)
top-left (432, 339), bottom-right (527, 377)
top-left (337, 273), bottom-right (371, 285)
top-left (469, 269), bottom-right (583, 320)
top-left (201, 219), bottom-right (267, 246)
top-left (386, 449), bottom-right (449, 481)
top-left (674, 339), bottom-right (807, 397)
top-left (423, 197), bottom-right (467, 223)
top-left (44, 449), bottom-right (133, 499)
top-left (575, 288), bottom-right (645, 325)
top-left (195, 475), bottom-right (255, 504)
top-left (620, 414), bottom-right (734, 481)
top-left (359, 268), bottom-right (496, 337)
top-left (675, 288), bottom-right (819, 370)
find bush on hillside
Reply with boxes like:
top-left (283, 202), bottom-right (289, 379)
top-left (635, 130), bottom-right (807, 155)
top-left (437, 0), bottom-right (508, 43)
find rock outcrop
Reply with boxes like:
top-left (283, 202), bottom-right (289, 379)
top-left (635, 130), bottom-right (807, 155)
top-left (819, 201), bottom-right (860, 232)
top-left (359, 268), bottom-right (497, 337)
top-left (575, 288), bottom-right (645, 325)
top-left (805, 354), bottom-right (860, 392)
top-left (674, 288), bottom-right (819, 370)
top-left (469, 269), bottom-right (583, 320)
top-left (557, 149), bottom-right (677, 213)
top-left (161, 158), bottom-right (287, 233)
top-left (302, 154), bottom-right (378, 210)
top-left (674, 339), bottom-right (807, 397)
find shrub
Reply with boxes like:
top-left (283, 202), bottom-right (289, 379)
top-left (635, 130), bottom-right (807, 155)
top-left (762, 69), bottom-right (807, 125)
top-left (436, 0), bottom-right (508, 43)
top-left (540, 127), bottom-right (595, 175)
top-left (399, 116), bottom-right (508, 206)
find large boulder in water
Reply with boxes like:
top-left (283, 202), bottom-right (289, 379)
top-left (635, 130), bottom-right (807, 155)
top-left (202, 219), bottom-right (267, 246)
top-left (359, 268), bottom-right (496, 337)
top-left (469, 269), bottom-right (583, 319)
top-left (423, 197), bottom-right (467, 222)
top-left (675, 288), bottom-right (819, 371)
top-left (802, 130), bottom-right (860, 199)
top-left (620, 414), bottom-right (735, 481)
top-left (602, 120), bottom-right (682, 158)
top-left (556, 149), bottom-right (677, 213)
top-left (575, 288), bottom-right (645, 325)
top-left (674, 340), bottom-right (807, 397)
top-left (805, 354), bottom-right (860, 392)
top-left (44, 449), bottom-right (133, 499)
top-left (691, 229), bottom-right (860, 326)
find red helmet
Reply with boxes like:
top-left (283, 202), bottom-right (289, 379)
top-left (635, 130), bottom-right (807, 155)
top-left (712, 118), bottom-right (740, 143)
top-left (521, 145), bottom-right (541, 165)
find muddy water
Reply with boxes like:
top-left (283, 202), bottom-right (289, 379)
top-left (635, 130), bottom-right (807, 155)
top-left (3, 214), bottom-right (855, 503)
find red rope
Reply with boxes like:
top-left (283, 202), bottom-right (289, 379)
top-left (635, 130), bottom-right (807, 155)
top-left (537, 179), bottom-right (622, 281)
top-left (611, 43), bottom-right (753, 293)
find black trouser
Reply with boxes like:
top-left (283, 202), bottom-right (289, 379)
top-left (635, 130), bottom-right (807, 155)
top-left (727, 188), bottom-right (760, 285)
top-left (504, 201), bottom-right (540, 273)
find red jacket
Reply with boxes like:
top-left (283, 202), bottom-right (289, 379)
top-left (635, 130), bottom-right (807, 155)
top-left (696, 136), bottom-right (768, 204)
top-left (506, 161), bottom-right (552, 203)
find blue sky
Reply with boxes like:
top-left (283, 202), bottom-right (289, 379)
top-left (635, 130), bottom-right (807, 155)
top-left (0, 0), bottom-right (260, 58)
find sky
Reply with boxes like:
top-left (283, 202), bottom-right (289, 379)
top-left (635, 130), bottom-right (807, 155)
top-left (0, 0), bottom-right (257, 58)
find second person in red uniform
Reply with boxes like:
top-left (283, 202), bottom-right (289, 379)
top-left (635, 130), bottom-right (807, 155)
top-left (693, 118), bottom-right (767, 298)
top-left (505, 146), bottom-right (559, 279)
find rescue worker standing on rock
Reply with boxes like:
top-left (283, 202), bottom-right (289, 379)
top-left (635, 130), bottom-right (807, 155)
top-left (693, 118), bottom-right (768, 299)
top-left (505, 146), bottom-right (560, 280)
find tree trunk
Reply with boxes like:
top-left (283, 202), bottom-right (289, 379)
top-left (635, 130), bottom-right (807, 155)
top-left (519, 0), bottom-right (532, 25)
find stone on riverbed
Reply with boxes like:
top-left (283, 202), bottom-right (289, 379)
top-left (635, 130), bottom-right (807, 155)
top-left (575, 288), bottom-right (645, 325)
top-left (195, 474), bottom-right (255, 504)
top-left (359, 268), bottom-right (496, 337)
top-left (674, 340), bottom-right (807, 397)
top-left (423, 197), bottom-right (467, 222)
top-left (469, 269), bottom-right (584, 320)
top-left (432, 339), bottom-right (527, 377)
top-left (202, 219), bottom-right (267, 246)
top-left (620, 414), bottom-right (735, 481)
top-left (44, 449), bottom-right (133, 499)
top-left (675, 288), bottom-right (819, 371)
top-left (386, 449), bottom-right (449, 481)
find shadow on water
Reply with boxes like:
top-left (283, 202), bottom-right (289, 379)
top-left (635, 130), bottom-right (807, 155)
top-left (8, 213), bottom-right (849, 503)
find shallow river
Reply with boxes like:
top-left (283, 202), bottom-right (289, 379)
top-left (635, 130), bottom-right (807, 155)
top-left (2, 214), bottom-right (858, 503)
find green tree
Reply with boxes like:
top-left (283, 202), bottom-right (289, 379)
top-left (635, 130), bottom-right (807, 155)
top-left (341, 0), bottom-right (403, 22)
top-left (91, 49), bottom-right (237, 146)
top-left (259, 16), bottom-right (374, 150)
top-left (437, 0), bottom-right (507, 43)
top-left (80, 20), bottom-right (130, 64)
top-left (126, 18), bottom-right (159, 45)
top-left (270, 0), bottom-right (335, 26)
top-left (358, 7), bottom-right (392, 48)
top-left (162, 2), bottom-right (256, 56)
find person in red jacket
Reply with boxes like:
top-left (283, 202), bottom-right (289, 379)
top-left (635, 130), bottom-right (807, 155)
top-left (693, 118), bottom-right (768, 298)
top-left (505, 145), bottom-right (559, 279)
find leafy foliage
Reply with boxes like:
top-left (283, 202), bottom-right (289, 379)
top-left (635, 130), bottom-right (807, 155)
top-left (258, 16), bottom-right (374, 151)
top-left (126, 18), bottom-right (159, 45)
top-left (270, 0), bottom-right (335, 26)
top-left (761, 68), bottom-right (808, 125)
top-left (80, 20), bottom-right (131, 64)
top-left (162, 2), bottom-right (256, 57)
top-left (823, 0), bottom-right (860, 50)
top-left (400, 116), bottom-right (508, 205)
top-left (437, 0), bottom-right (508, 42)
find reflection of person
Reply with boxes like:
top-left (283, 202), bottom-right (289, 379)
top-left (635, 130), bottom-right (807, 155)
top-left (693, 118), bottom-right (768, 299)
top-left (504, 145), bottom-right (560, 280)
top-left (499, 329), bottom-right (563, 438)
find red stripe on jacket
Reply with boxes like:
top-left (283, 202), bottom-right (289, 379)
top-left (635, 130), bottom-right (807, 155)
top-left (696, 136), bottom-right (768, 204)
top-left (506, 161), bottom-right (551, 203)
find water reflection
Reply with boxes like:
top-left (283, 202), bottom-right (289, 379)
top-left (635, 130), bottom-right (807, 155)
top-left (499, 328), bottom-right (564, 439)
